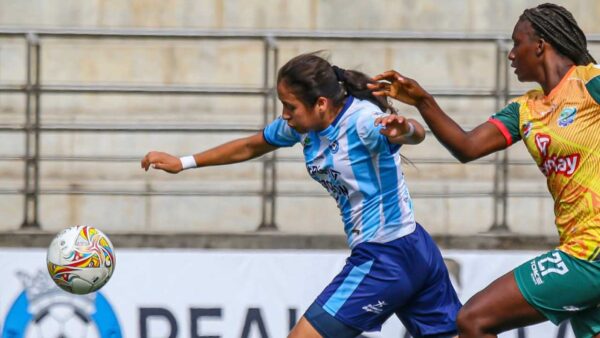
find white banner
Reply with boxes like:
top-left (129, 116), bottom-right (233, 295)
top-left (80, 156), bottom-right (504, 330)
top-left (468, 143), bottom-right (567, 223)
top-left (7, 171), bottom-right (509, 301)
top-left (0, 248), bottom-right (575, 338)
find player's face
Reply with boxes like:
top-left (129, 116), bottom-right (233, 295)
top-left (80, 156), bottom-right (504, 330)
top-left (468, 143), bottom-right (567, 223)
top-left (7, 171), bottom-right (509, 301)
top-left (508, 20), bottom-right (540, 82)
top-left (277, 81), bottom-right (321, 133)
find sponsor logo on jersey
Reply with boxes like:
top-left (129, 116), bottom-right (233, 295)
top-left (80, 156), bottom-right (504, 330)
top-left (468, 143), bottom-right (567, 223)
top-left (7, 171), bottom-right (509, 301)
top-left (306, 165), bottom-right (349, 203)
top-left (535, 134), bottom-right (551, 157)
top-left (558, 107), bottom-right (577, 127)
top-left (534, 134), bottom-right (580, 177)
top-left (539, 154), bottom-right (580, 177)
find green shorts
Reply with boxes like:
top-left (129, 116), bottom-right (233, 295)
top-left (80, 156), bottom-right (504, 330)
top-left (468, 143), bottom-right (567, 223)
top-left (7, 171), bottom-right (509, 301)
top-left (514, 249), bottom-right (600, 338)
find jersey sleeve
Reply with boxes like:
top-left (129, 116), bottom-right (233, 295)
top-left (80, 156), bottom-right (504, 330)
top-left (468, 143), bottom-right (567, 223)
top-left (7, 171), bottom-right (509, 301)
top-left (356, 111), bottom-right (401, 154)
top-left (488, 101), bottom-right (522, 146)
top-left (584, 64), bottom-right (600, 105)
top-left (262, 117), bottom-right (301, 147)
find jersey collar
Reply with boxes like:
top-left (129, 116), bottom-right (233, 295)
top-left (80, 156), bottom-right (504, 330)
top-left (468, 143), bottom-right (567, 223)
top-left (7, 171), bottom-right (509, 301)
top-left (332, 95), bottom-right (354, 128)
top-left (318, 96), bottom-right (354, 138)
top-left (545, 65), bottom-right (576, 100)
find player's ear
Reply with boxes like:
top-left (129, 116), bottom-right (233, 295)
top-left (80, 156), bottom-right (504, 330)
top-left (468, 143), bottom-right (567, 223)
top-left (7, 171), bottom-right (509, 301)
top-left (315, 96), bottom-right (328, 113)
top-left (536, 38), bottom-right (546, 57)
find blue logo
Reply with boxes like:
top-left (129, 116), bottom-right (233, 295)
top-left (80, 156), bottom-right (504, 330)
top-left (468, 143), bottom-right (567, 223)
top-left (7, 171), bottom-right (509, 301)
top-left (2, 270), bottom-right (122, 338)
top-left (329, 140), bottom-right (339, 154)
top-left (558, 107), bottom-right (577, 127)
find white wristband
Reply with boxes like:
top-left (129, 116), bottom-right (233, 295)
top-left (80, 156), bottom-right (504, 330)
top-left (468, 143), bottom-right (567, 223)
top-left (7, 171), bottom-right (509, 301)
top-left (402, 122), bottom-right (415, 138)
top-left (179, 155), bottom-right (197, 170)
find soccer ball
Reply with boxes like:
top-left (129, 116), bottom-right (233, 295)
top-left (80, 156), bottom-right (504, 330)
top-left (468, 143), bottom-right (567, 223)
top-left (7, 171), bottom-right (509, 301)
top-left (47, 225), bottom-right (115, 295)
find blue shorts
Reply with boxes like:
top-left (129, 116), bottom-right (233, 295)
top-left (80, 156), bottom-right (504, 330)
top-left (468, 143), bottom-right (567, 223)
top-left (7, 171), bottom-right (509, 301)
top-left (305, 223), bottom-right (461, 337)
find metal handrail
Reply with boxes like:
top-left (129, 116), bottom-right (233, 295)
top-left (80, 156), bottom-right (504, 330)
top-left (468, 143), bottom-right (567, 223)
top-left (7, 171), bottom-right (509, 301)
top-left (0, 188), bottom-right (549, 198)
top-left (0, 154), bottom-right (540, 166)
top-left (0, 83), bottom-right (529, 97)
top-left (0, 28), bottom-right (510, 40)
top-left (3, 27), bottom-right (600, 42)
top-left (0, 123), bottom-right (262, 133)
top-left (33, 84), bottom-right (269, 95)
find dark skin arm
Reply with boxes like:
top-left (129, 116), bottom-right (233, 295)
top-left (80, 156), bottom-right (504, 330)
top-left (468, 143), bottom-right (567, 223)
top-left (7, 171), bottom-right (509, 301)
top-left (368, 70), bottom-right (508, 163)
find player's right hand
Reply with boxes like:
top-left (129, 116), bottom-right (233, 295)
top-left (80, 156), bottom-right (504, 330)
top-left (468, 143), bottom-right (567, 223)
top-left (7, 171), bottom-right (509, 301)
top-left (368, 70), bottom-right (430, 107)
top-left (375, 114), bottom-right (410, 138)
top-left (141, 151), bottom-right (183, 174)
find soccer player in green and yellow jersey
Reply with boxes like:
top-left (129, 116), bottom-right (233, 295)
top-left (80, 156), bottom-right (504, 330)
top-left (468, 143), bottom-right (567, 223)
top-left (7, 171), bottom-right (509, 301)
top-left (369, 3), bottom-right (600, 338)
top-left (490, 63), bottom-right (600, 262)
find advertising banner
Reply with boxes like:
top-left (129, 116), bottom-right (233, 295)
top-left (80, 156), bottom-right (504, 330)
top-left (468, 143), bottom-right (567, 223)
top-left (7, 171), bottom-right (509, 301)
top-left (0, 248), bottom-right (575, 338)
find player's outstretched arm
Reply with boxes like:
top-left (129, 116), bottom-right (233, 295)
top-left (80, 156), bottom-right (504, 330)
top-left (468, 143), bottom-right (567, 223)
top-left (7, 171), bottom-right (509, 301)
top-left (375, 115), bottom-right (425, 145)
top-left (141, 132), bottom-right (277, 173)
top-left (369, 70), bottom-right (507, 162)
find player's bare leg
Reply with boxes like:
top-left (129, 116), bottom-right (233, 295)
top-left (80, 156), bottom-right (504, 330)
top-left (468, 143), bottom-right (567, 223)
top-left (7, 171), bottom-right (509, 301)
top-left (288, 316), bottom-right (323, 338)
top-left (457, 271), bottom-right (546, 337)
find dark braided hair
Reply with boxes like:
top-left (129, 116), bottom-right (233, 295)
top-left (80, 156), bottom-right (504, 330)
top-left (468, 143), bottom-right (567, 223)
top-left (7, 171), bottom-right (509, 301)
top-left (277, 52), bottom-right (396, 114)
top-left (520, 3), bottom-right (596, 65)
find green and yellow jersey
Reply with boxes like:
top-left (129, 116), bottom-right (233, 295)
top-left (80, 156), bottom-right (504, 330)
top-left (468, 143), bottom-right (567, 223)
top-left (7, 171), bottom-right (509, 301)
top-left (490, 64), bottom-right (600, 261)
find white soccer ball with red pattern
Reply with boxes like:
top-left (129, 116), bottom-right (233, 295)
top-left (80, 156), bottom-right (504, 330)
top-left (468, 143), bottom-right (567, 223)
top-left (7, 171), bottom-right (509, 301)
top-left (46, 226), bottom-right (115, 295)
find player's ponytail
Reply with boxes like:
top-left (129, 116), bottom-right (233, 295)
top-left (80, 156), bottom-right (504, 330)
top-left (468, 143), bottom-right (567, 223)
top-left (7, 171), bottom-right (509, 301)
top-left (332, 65), bottom-right (396, 114)
top-left (277, 52), bottom-right (396, 114)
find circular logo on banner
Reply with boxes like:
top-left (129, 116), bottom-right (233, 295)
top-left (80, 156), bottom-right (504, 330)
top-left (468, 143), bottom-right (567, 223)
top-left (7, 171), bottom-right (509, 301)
top-left (2, 270), bottom-right (122, 338)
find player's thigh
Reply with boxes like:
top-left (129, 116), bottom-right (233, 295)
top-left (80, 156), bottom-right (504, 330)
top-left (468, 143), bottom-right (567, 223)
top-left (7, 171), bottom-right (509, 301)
top-left (312, 237), bottom-right (423, 333)
top-left (514, 249), bottom-right (600, 334)
top-left (288, 316), bottom-right (322, 338)
top-left (396, 233), bottom-right (461, 337)
top-left (459, 270), bottom-right (546, 333)
top-left (294, 303), bottom-right (363, 338)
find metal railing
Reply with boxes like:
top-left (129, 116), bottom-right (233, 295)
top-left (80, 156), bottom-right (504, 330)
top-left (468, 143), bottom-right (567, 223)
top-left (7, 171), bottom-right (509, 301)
top-left (2, 28), bottom-right (593, 232)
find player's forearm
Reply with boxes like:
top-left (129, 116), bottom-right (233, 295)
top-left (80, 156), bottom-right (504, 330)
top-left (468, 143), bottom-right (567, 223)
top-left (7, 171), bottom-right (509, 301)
top-left (193, 141), bottom-right (250, 167)
top-left (193, 134), bottom-right (275, 167)
top-left (415, 96), bottom-right (477, 162)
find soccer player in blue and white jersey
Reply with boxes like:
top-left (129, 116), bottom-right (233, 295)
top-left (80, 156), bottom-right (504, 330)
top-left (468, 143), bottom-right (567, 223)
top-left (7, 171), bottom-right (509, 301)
top-left (141, 53), bottom-right (461, 338)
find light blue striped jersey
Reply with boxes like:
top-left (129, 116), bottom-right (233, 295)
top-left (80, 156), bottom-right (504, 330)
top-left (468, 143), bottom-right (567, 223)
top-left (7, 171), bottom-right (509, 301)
top-left (263, 96), bottom-right (416, 248)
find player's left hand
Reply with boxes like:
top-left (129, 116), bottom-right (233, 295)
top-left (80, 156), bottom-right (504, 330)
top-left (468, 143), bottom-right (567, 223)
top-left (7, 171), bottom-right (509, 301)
top-left (368, 70), bottom-right (430, 107)
top-left (141, 151), bottom-right (183, 174)
top-left (375, 114), bottom-right (411, 138)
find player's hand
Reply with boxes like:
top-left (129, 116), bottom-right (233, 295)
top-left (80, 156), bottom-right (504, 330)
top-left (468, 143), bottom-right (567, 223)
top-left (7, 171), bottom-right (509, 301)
top-left (368, 70), bottom-right (430, 106)
top-left (141, 151), bottom-right (183, 174)
top-left (375, 114), bottom-right (411, 138)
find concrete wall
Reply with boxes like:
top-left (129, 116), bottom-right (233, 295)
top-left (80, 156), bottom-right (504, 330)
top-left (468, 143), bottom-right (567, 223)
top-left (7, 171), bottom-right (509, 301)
top-left (1, 0), bottom-right (600, 33)
top-left (1, 0), bottom-right (598, 237)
